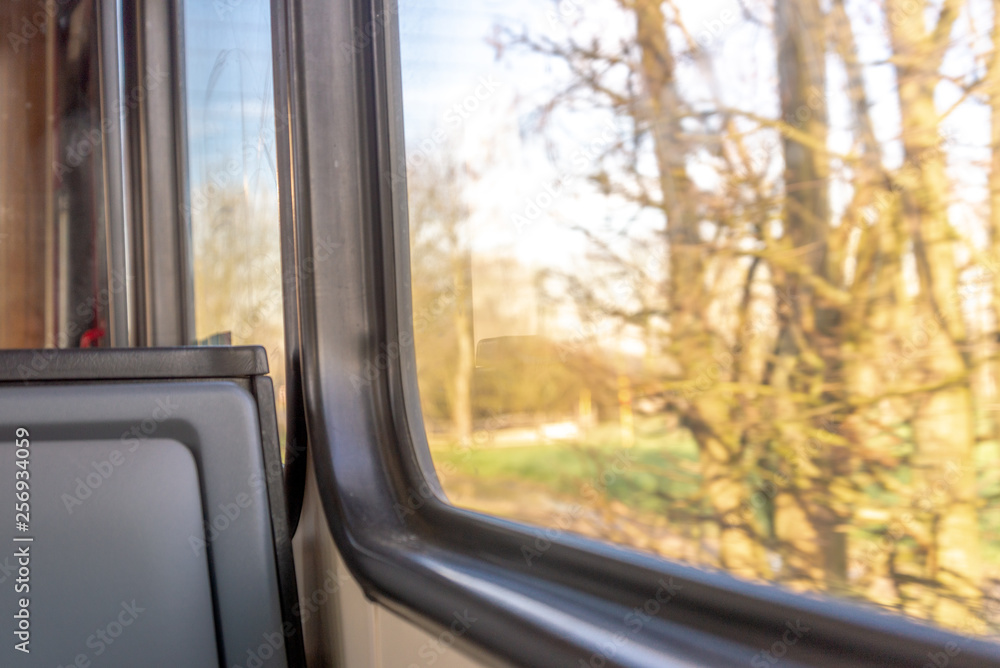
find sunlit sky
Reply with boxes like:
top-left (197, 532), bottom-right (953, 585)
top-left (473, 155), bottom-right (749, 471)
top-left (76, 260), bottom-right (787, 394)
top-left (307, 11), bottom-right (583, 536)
top-left (181, 0), bottom-right (285, 398)
top-left (176, 0), bottom-right (1000, 353)
top-left (396, 0), bottom-right (998, 350)
top-left (183, 0), bottom-right (277, 206)
top-left (398, 0), bottom-right (661, 346)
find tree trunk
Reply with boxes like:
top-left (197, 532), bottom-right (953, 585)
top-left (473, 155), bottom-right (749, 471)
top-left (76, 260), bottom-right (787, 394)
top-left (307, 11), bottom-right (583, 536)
top-left (630, 0), bottom-right (765, 576)
top-left (451, 248), bottom-right (474, 445)
top-left (771, 0), bottom-right (847, 590)
top-left (886, 0), bottom-right (982, 630)
top-left (988, 0), bottom-right (1000, 475)
top-left (831, 0), bottom-right (909, 601)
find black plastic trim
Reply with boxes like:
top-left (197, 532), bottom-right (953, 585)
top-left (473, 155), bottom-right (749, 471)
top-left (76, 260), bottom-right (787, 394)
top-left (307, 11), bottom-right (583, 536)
top-left (0, 346), bottom-right (269, 382)
top-left (252, 374), bottom-right (309, 668)
top-left (276, 0), bottom-right (1000, 666)
top-left (269, 0), bottom-right (308, 539)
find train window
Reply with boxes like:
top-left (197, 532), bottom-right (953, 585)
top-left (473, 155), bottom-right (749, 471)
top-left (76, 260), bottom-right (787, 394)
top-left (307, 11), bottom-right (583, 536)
top-left (182, 0), bottom-right (287, 432)
top-left (0, 0), bottom-right (287, 418)
top-left (0, 1), bottom-right (112, 350)
top-left (399, 0), bottom-right (1000, 636)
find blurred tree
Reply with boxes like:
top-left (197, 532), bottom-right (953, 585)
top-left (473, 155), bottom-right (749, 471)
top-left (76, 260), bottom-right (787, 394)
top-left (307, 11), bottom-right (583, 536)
top-left (191, 184), bottom-right (286, 407)
top-left (768, 0), bottom-right (847, 591)
top-left (885, 0), bottom-right (982, 628)
top-left (407, 156), bottom-right (475, 443)
top-left (483, 0), bottom-right (996, 632)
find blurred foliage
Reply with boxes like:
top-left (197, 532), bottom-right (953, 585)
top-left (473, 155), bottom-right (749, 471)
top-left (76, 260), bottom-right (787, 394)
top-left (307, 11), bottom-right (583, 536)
top-left (405, 0), bottom-right (1000, 637)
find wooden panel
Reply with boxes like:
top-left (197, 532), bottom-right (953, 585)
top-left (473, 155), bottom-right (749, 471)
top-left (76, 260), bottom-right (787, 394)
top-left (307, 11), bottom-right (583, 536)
top-left (0, 3), bottom-right (51, 348)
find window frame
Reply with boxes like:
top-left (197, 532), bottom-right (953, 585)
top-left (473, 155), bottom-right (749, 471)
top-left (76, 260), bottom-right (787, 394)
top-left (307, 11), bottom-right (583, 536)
top-left (122, 0), bottom-right (194, 346)
top-left (271, 0), bottom-right (1000, 665)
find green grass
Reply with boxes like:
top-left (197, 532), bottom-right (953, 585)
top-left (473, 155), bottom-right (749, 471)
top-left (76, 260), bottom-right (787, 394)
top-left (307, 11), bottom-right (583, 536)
top-left (432, 417), bottom-right (701, 513)
top-left (431, 419), bottom-right (1000, 562)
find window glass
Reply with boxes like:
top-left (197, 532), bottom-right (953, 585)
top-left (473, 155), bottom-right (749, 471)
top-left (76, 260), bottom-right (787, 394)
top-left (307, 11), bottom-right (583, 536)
top-left (183, 0), bottom-right (286, 431)
top-left (0, 1), bottom-right (110, 350)
top-left (399, 0), bottom-right (1000, 635)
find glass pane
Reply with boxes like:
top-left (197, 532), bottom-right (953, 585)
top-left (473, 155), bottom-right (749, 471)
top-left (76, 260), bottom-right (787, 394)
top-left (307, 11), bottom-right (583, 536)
top-left (399, 0), bottom-right (1000, 635)
top-left (182, 0), bottom-right (286, 431)
top-left (1, 1), bottom-right (112, 349)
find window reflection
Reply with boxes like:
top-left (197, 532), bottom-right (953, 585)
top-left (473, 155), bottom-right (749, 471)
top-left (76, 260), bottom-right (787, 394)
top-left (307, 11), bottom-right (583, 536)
top-left (183, 0), bottom-right (286, 432)
top-left (0, 1), bottom-right (111, 349)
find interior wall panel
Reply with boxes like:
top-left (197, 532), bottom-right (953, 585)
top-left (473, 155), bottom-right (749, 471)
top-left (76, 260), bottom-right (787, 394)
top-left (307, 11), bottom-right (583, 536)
top-left (0, 2), bottom-right (52, 348)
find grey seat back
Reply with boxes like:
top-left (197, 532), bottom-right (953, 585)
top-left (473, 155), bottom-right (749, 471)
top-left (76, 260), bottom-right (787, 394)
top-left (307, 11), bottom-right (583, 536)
top-left (0, 347), bottom-right (304, 668)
